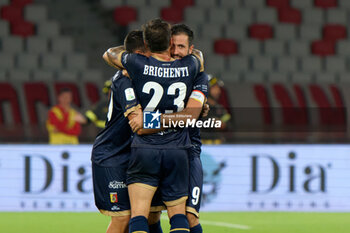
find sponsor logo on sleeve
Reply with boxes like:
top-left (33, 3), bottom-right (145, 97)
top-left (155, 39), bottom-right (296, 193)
top-left (125, 88), bottom-right (136, 101)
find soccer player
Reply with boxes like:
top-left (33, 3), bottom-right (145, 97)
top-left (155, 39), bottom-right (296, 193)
top-left (105, 19), bottom-right (205, 233)
top-left (128, 26), bottom-right (208, 233)
top-left (171, 24), bottom-right (206, 233)
top-left (91, 30), bottom-right (164, 233)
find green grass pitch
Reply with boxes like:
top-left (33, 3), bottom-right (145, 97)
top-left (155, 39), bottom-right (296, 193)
top-left (1, 212), bottom-right (349, 233)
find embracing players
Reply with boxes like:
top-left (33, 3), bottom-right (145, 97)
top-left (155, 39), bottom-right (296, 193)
top-left (105, 19), bottom-right (206, 233)
top-left (128, 23), bottom-right (207, 233)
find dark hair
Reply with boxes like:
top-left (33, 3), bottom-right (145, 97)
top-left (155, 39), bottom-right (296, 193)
top-left (171, 24), bottom-right (194, 45)
top-left (142, 18), bottom-right (171, 52)
top-left (124, 30), bottom-right (146, 53)
top-left (58, 87), bottom-right (72, 95)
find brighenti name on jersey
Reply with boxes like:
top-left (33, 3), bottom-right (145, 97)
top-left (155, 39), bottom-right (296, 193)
top-left (143, 65), bottom-right (189, 78)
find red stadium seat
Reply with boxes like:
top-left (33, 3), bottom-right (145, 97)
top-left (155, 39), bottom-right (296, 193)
top-left (24, 82), bottom-right (50, 124)
top-left (323, 24), bottom-right (347, 41)
top-left (266, 0), bottom-right (290, 9)
top-left (0, 83), bottom-right (22, 124)
top-left (253, 84), bottom-right (272, 125)
top-left (311, 40), bottom-right (335, 56)
top-left (11, 0), bottom-right (33, 7)
top-left (214, 39), bottom-right (238, 55)
top-left (0, 5), bottom-right (23, 22)
top-left (113, 6), bottom-right (137, 26)
top-left (85, 82), bottom-right (100, 105)
top-left (314, 0), bottom-right (337, 8)
top-left (309, 84), bottom-right (345, 125)
top-left (329, 85), bottom-right (345, 124)
top-left (11, 20), bottom-right (34, 37)
top-left (161, 7), bottom-right (183, 23)
top-left (249, 24), bottom-right (273, 41)
top-left (278, 7), bottom-right (301, 24)
top-left (54, 82), bottom-right (81, 107)
top-left (218, 87), bottom-right (231, 115)
top-left (172, 0), bottom-right (194, 9)
top-left (272, 84), bottom-right (307, 125)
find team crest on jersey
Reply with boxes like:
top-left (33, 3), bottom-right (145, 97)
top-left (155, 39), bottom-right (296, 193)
top-left (143, 110), bottom-right (161, 129)
top-left (110, 192), bottom-right (118, 203)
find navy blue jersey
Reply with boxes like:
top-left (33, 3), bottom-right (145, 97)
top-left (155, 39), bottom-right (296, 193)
top-left (121, 53), bottom-right (201, 149)
top-left (91, 71), bottom-right (139, 166)
top-left (188, 72), bottom-right (209, 155)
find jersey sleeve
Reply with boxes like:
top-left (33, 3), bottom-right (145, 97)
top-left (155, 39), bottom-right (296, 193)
top-left (189, 72), bottom-right (208, 105)
top-left (190, 54), bottom-right (204, 73)
top-left (115, 76), bottom-right (141, 117)
top-left (180, 54), bottom-right (203, 80)
top-left (120, 52), bottom-right (145, 81)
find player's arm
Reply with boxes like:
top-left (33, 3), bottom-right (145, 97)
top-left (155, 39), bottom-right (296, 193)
top-left (129, 94), bottom-right (205, 134)
top-left (103, 51), bottom-right (122, 69)
top-left (127, 109), bottom-right (164, 135)
top-left (103, 45), bottom-right (126, 69)
top-left (160, 72), bottom-right (208, 124)
top-left (129, 93), bottom-right (206, 135)
top-left (161, 91), bottom-right (205, 123)
top-left (191, 49), bottom-right (204, 72)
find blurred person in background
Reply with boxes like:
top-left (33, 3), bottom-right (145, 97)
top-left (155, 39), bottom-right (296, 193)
top-left (85, 80), bottom-right (112, 129)
top-left (46, 88), bottom-right (87, 144)
top-left (203, 75), bottom-right (231, 144)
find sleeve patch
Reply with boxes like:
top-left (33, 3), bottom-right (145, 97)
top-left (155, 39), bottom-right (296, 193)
top-left (124, 88), bottom-right (136, 101)
top-left (193, 84), bottom-right (208, 96)
top-left (190, 90), bottom-right (205, 105)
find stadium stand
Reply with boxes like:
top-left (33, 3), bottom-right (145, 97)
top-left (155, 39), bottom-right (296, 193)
top-left (0, 0), bottom-right (106, 142)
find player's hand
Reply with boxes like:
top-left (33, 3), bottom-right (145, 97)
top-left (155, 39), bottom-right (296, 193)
top-left (200, 103), bottom-right (210, 118)
top-left (122, 69), bottom-right (130, 78)
top-left (129, 112), bottom-right (143, 132)
top-left (192, 49), bottom-right (204, 72)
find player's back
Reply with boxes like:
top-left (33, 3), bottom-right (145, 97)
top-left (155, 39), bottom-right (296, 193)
top-left (91, 71), bottom-right (139, 166)
top-left (121, 53), bottom-right (201, 149)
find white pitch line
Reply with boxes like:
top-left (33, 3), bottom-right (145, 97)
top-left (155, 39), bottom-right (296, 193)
top-left (200, 219), bottom-right (251, 230)
top-left (161, 215), bottom-right (251, 230)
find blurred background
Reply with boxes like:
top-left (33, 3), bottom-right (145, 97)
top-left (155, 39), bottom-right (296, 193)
top-left (1, 0), bottom-right (350, 143)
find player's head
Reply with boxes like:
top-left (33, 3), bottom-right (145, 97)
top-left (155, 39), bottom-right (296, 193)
top-left (58, 88), bottom-right (73, 106)
top-left (124, 30), bottom-right (147, 54)
top-left (170, 24), bottom-right (194, 59)
top-left (142, 18), bottom-right (171, 53)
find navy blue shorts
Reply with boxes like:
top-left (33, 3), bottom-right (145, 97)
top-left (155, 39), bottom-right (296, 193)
top-left (127, 147), bottom-right (189, 205)
top-left (92, 153), bottom-right (164, 216)
top-left (186, 147), bottom-right (203, 218)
